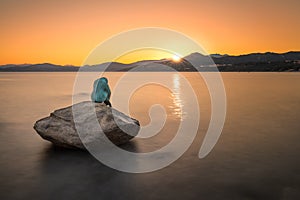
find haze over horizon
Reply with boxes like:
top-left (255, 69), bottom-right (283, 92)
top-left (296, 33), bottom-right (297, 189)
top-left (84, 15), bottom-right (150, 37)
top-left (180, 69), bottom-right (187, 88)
top-left (1, 0), bottom-right (299, 65)
top-left (1, 50), bottom-right (299, 66)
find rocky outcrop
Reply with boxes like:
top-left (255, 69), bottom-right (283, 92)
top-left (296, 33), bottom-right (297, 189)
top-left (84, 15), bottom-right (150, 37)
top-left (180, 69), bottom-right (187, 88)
top-left (34, 101), bottom-right (140, 149)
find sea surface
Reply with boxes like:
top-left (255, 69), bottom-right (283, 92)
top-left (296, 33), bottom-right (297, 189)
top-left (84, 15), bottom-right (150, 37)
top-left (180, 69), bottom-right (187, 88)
top-left (0, 72), bottom-right (299, 199)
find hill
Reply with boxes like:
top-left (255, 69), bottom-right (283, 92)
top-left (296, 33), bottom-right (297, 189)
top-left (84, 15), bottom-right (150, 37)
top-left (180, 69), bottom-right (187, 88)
top-left (1, 51), bottom-right (299, 72)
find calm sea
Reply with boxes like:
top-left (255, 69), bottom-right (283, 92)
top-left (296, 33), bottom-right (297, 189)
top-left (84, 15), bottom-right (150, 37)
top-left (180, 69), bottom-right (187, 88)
top-left (0, 72), bottom-right (299, 199)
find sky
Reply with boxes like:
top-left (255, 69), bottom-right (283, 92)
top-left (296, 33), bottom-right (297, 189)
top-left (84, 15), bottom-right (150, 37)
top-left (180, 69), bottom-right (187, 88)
top-left (1, 0), bottom-right (299, 65)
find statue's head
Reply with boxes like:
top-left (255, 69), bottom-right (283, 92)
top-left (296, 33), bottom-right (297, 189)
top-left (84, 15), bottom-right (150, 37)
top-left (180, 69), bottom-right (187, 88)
top-left (100, 77), bottom-right (108, 83)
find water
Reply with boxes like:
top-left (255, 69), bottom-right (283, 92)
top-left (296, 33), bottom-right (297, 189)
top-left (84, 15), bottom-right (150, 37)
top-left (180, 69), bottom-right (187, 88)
top-left (0, 72), bottom-right (299, 199)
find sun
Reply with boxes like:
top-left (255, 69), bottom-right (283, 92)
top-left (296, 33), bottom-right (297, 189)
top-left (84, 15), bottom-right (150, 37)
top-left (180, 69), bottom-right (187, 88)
top-left (172, 54), bottom-right (182, 62)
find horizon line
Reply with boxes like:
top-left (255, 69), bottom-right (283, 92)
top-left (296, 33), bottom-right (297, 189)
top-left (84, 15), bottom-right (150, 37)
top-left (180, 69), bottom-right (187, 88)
top-left (1, 50), bottom-right (299, 66)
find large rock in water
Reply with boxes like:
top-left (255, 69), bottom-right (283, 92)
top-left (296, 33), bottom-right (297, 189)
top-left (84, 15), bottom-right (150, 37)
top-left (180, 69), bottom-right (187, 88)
top-left (34, 101), bottom-right (140, 149)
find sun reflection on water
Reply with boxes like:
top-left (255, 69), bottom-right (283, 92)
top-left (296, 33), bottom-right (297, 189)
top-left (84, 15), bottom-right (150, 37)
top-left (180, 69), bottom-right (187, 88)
top-left (169, 73), bottom-right (185, 120)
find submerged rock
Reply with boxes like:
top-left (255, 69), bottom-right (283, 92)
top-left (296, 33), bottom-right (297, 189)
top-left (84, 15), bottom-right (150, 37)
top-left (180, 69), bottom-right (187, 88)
top-left (34, 101), bottom-right (140, 149)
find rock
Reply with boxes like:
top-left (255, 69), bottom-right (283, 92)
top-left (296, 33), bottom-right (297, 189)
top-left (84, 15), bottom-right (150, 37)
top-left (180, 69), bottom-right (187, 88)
top-left (34, 101), bottom-right (140, 149)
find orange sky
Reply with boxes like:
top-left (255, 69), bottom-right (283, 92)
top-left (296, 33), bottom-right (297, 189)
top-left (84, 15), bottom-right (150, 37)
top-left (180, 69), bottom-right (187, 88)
top-left (1, 0), bottom-right (299, 65)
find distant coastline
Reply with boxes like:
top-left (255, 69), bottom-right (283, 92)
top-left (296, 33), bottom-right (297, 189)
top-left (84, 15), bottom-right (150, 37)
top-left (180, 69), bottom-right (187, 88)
top-left (1, 51), bottom-right (299, 72)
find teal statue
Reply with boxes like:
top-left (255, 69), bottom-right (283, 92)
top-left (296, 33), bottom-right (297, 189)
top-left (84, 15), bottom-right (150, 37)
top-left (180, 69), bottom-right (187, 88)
top-left (91, 77), bottom-right (112, 107)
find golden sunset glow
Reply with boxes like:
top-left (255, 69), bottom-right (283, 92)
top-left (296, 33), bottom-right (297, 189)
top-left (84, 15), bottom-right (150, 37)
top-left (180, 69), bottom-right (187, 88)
top-left (114, 49), bottom-right (174, 64)
top-left (1, 0), bottom-right (299, 65)
top-left (172, 55), bottom-right (182, 62)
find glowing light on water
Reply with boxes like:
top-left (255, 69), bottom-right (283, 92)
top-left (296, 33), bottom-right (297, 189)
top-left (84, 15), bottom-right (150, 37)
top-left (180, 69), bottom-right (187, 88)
top-left (170, 73), bottom-right (184, 120)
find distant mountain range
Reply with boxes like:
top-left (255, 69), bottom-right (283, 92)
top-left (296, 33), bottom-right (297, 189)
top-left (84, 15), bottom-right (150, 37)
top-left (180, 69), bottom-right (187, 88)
top-left (1, 51), bottom-right (299, 72)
